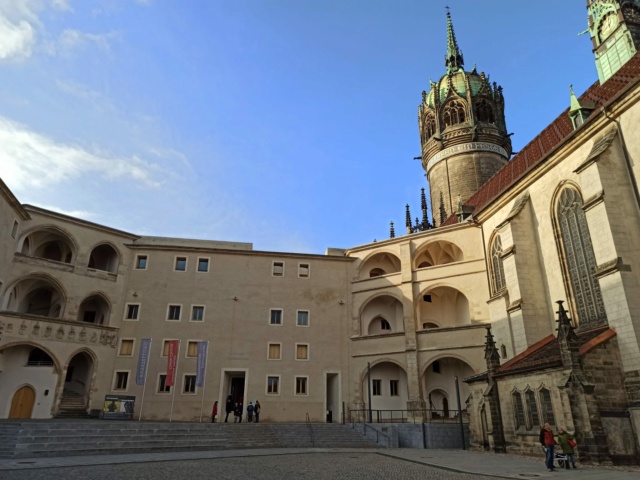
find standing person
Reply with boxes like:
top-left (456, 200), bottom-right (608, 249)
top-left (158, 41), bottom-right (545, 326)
top-left (225, 395), bottom-right (233, 423)
top-left (254, 400), bottom-right (261, 423)
top-left (234, 403), bottom-right (239, 423)
top-left (539, 423), bottom-right (556, 472)
top-left (211, 401), bottom-right (218, 423)
top-left (557, 428), bottom-right (577, 469)
top-left (236, 401), bottom-right (243, 423)
top-left (247, 401), bottom-right (254, 423)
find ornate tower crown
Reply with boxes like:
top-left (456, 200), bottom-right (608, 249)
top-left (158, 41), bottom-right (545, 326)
top-left (417, 10), bottom-right (512, 226)
top-left (586, 0), bottom-right (640, 84)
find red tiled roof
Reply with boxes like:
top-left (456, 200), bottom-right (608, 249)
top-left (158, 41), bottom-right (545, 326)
top-left (444, 52), bottom-right (640, 226)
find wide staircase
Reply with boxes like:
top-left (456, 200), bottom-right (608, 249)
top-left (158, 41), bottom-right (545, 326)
top-left (55, 391), bottom-right (90, 419)
top-left (0, 421), bottom-right (380, 459)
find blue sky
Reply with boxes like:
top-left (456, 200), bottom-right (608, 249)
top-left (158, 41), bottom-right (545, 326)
top-left (0, 1), bottom-right (595, 253)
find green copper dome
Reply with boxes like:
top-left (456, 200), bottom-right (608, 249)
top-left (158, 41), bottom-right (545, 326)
top-left (425, 70), bottom-right (486, 108)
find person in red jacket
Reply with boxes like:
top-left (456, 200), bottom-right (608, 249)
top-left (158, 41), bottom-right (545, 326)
top-left (539, 423), bottom-right (556, 471)
top-left (211, 401), bottom-right (218, 423)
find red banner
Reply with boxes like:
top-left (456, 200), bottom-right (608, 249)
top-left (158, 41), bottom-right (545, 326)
top-left (166, 340), bottom-right (180, 387)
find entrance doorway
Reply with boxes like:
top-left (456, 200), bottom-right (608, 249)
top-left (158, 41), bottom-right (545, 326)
top-left (9, 385), bottom-right (35, 418)
top-left (326, 372), bottom-right (340, 423)
top-left (220, 369), bottom-right (247, 407)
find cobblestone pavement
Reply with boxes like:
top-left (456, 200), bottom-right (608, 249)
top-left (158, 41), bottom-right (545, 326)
top-left (0, 453), bottom-right (497, 480)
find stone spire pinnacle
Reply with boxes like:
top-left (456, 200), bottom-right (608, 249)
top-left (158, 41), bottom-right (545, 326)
top-left (445, 8), bottom-right (464, 74)
top-left (405, 204), bottom-right (412, 234)
top-left (484, 327), bottom-right (501, 373)
top-left (389, 221), bottom-right (395, 239)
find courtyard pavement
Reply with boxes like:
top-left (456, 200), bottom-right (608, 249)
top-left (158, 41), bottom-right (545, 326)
top-left (0, 447), bottom-right (639, 479)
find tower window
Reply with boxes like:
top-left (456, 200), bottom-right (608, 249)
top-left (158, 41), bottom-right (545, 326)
top-left (443, 101), bottom-right (466, 127)
top-left (476, 99), bottom-right (495, 124)
top-left (424, 113), bottom-right (436, 141)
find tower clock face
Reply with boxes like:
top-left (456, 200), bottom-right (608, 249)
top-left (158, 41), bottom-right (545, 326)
top-left (600, 13), bottom-right (619, 38)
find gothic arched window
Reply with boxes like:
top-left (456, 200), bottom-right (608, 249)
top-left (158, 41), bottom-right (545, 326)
top-left (424, 114), bottom-right (436, 140)
top-left (539, 387), bottom-right (555, 426)
top-left (443, 101), bottom-right (466, 127)
top-left (512, 391), bottom-right (525, 429)
top-left (525, 389), bottom-right (540, 430)
top-left (490, 234), bottom-right (506, 294)
top-left (476, 99), bottom-right (495, 124)
top-left (555, 186), bottom-right (607, 328)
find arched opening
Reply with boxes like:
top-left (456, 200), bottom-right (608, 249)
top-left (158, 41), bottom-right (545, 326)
top-left (422, 322), bottom-right (439, 329)
top-left (9, 385), bottom-right (36, 419)
top-left (358, 252), bottom-right (401, 280)
top-left (4, 277), bottom-right (66, 318)
top-left (414, 241), bottom-right (463, 269)
top-left (20, 228), bottom-right (75, 264)
top-left (417, 286), bottom-right (470, 330)
top-left (61, 351), bottom-right (94, 415)
top-left (77, 294), bottom-right (111, 325)
top-left (88, 244), bottom-right (119, 273)
top-left (361, 295), bottom-right (404, 335)
top-left (476, 98), bottom-right (495, 124)
top-left (27, 348), bottom-right (54, 366)
top-left (443, 100), bottom-right (466, 128)
top-left (424, 357), bottom-right (474, 419)
top-left (362, 361), bottom-right (408, 420)
top-left (489, 234), bottom-right (506, 294)
top-left (423, 113), bottom-right (436, 141)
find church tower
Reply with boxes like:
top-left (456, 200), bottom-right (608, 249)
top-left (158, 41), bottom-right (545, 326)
top-left (587, 0), bottom-right (640, 84)
top-left (418, 10), bottom-right (512, 226)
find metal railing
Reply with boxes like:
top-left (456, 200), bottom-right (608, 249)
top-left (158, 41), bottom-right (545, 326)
top-left (348, 409), bottom-right (469, 424)
top-left (360, 422), bottom-right (392, 447)
top-left (305, 413), bottom-right (315, 447)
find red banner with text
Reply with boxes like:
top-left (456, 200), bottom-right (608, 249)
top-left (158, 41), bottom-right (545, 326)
top-left (166, 340), bottom-right (180, 387)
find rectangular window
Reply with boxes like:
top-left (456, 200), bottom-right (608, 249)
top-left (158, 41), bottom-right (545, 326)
top-left (296, 310), bottom-right (309, 327)
top-left (272, 261), bottom-right (284, 277)
top-left (183, 375), bottom-right (197, 394)
top-left (125, 304), bottom-right (140, 320)
top-left (268, 343), bottom-right (281, 360)
top-left (298, 263), bottom-right (310, 278)
top-left (119, 339), bottom-right (134, 357)
top-left (11, 220), bottom-right (18, 238)
top-left (157, 374), bottom-right (171, 394)
top-left (296, 343), bottom-right (309, 360)
top-left (390, 380), bottom-right (399, 396)
top-left (197, 258), bottom-right (209, 272)
top-left (191, 305), bottom-right (205, 322)
top-left (267, 376), bottom-right (280, 395)
top-left (135, 255), bottom-right (148, 270)
top-left (372, 379), bottom-right (382, 396)
top-left (187, 341), bottom-right (198, 358)
top-left (167, 305), bottom-right (181, 321)
top-left (114, 371), bottom-right (129, 391)
top-left (295, 377), bottom-right (308, 395)
top-left (175, 256), bottom-right (187, 271)
top-left (162, 340), bottom-right (178, 357)
top-left (270, 309), bottom-right (282, 325)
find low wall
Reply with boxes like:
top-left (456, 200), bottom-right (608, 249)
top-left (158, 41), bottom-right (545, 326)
top-left (353, 422), bottom-right (470, 449)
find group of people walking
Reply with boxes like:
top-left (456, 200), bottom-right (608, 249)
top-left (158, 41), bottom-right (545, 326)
top-left (540, 423), bottom-right (577, 471)
top-left (211, 396), bottom-right (261, 423)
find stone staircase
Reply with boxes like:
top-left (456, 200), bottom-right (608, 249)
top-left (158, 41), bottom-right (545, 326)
top-left (0, 421), bottom-right (381, 458)
top-left (55, 391), bottom-right (90, 419)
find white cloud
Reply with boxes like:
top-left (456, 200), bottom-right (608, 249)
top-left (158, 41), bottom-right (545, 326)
top-left (55, 79), bottom-right (117, 112)
top-left (48, 28), bottom-right (120, 56)
top-left (0, 8), bottom-right (36, 60)
top-left (51, 0), bottom-right (72, 11)
top-left (0, 115), bottom-right (165, 191)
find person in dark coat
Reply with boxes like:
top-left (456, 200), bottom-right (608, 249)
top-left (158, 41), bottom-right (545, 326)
top-left (557, 428), bottom-right (577, 469)
top-left (211, 401), bottom-right (218, 423)
top-left (236, 402), bottom-right (243, 423)
top-left (225, 395), bottom-right (233, 423)
top-left (539, 423), bottom-right (556, 471)
top-left (247, 402), bottom-right (254, 423)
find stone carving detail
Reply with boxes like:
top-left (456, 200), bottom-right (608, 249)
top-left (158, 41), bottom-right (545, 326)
top-left (68, 327), bottom-right (76, 340)
top-left (6, 323), bottom-right (13, 332)
top-left (56, 326), bottom-right (65, 339)
top-left (110, 334), bottom-right (118, 348)
top-left (80, 327), bottom-right (87, 341)
top-left (44, 325), bottom-right (52, 337)
top-left (90, 333), bottom-right (97, 343)
top-left (32, 322), bottom-right (40, 336)
top-left (19, 322), bottom-right (27, 335)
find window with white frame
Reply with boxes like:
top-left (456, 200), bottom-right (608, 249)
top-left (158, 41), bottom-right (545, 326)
top-left (372, 379), bottom-right (381, 396)
top-left (268, 343), bottom-right (281, 360)
top-left (270, 309), bottom-right (282, 325)
top-left (186, 341), bottom-right (199, 358)
top-left (167, 305), bottom-right (181, 321)
top-left (157, 374), bottom-right (171, 394)
top-left (295, 343), bottom-right (309, 360)
top-left (118, 339), bottom-right (134, 357)
top-left (298, 263), bottom-right (310, 278)
top-left (162, 340), bottom-right (178, 357)
top-left (197, 257), bottom-right (209, 272)
top-left (175, 256), bottom-right (187, 272)
top-left (267, 376), bottom-right (280, 395)
top-left (183, 375), bottom-right (197, 394)
top-left (125, 304), bottom-right (140, 320)
top-left (113, 371), bottom-right (129, 391)
top-left (297, 310), bottom-right (309, 326)
top-left (295, 376), bottom-right (308, 395)
top-left (272, 261), bottom-right (284, 277)
top-left (135, 255), bottom-right (148, 270)
top-left (191, 305), bottom-right (205, 322)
